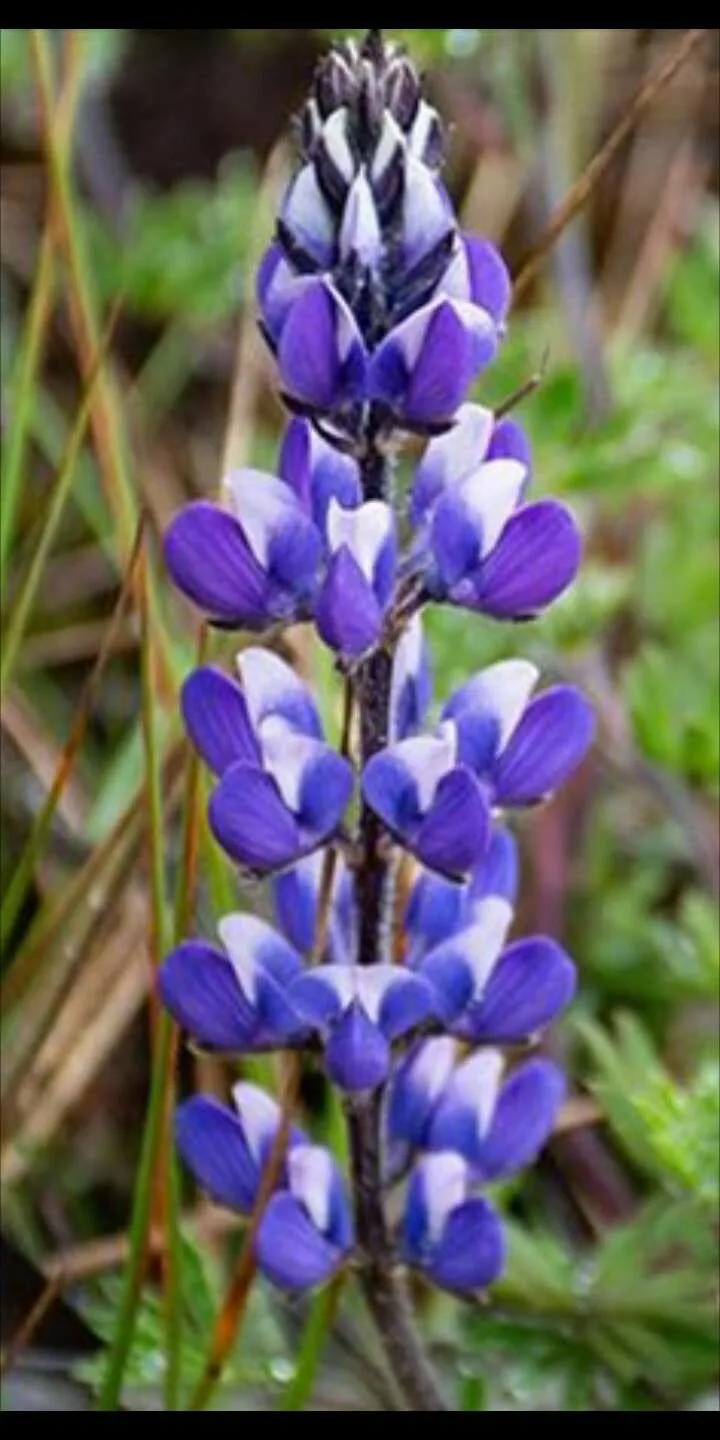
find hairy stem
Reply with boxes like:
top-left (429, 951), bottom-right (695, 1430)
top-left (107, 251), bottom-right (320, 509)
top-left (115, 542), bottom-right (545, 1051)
top-left (347, 445), bottom-right (448, 1413)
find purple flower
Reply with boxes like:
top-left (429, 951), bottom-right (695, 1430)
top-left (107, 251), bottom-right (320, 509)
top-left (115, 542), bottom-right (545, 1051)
top-left (315, 499), bottom-right (398, 659)
top-left (390, 1046), bottom-right (566, 1184)
top-left (158, 914), bottom-right (307, 1055)
top-left (411, 404), bottom-right (582, 620)
top-left (165, 468), bottom-right (322, 633)
top-left (257, 1145), bottom-right (354, 1292)
top-left (429, 1052), bottom-right (566, 1182)
top-left (368, 297), bottom-right (499, 431)
top-left (175, 1082), bottom-right (305, 1215)
top-left (183, 649), bottom-right (354, 874)
top-left (284, 965), bottom-right (440, 1095)
top-left (363, 659), bottom-right (595, 878)
top-left (402, 1153), bottom-right (506, 1295)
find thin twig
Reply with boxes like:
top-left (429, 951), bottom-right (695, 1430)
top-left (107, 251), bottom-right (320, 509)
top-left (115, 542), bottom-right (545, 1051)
top-left (0, 1277), bottom-right (62, 1378)
top-left (513, 29), bottom-right (709, 303)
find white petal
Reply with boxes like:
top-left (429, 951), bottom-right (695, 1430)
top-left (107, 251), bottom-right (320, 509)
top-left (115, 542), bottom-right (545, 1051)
top-left (217, 913), bottom-right (284, 1002)
top-left (223, 471), bottom-right (297, 567)
top-left (237, 648), bottom-right (317, 736)
top-left (327, 499), bottom-right (393, 583)
top-left (407, 1037), bottom-right (458, 1107)
top-left (322, 108), bottom-right (355, 183)
top-left (258, 717), bottom-right (321, 813)
top-left (311, 964), bottom-right (411, 1025)
top-left (403, 158), bottom-right (451, 260)
top-left (340, 169), bottom-right (383, 266)
top-left (421, 1152), bottom-right (470, 1245)
top-left (457, 897), bottom-right (515, 995)
top-left (420, 404), bottom-right (495, 493)
top-left (288, 1146), bottom-right (334, 1234)
top-left (439, 238), bottom-right (472, 303)
top-left (448, 1050), bottom-right (505, 1139)
top-left (395, 725), bottom-right (458, 815)
top-left (457, 459), bottom-right (528, 560)
top-left (231, 1082), bottom-right (281, 1165)
top-left (456, 660), bottom-right (540, 754)
top-left (372, 112), bottom-right (405, 182)
top-left (283, 164), bottom-right (335, 258)
top-left (408, 101), bottom-right (439, 161)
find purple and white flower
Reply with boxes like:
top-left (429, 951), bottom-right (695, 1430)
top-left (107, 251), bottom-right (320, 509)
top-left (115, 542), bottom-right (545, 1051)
top-left (175, 1082), bottom-right (305, 1216)
top-left (411, 404), bottom-right (582, 620)
top-left (283, 965), bottom-right (441, 1094)
top-left (402, 1152), bottom-right (505, 1295)
top-left (363, 659), bottom-right (595, 878)
top-left (182, 648), bottom-right (355, 874)
top-left (256, 1145), bottom-right (354, 1292)
top-left (158, 914), bottom-right (307, 1055)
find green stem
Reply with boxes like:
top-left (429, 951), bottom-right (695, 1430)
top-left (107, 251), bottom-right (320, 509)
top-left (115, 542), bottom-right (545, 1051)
top-left (281, 1276), bottom-right (346, 1412)
top-left (96, 1012), bottom-right (176, 1411)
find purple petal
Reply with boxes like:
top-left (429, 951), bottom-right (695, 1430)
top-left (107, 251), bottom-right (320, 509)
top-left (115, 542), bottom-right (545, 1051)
top-left (422, 901), bottom-right (514, 1019)
top-left (457, 938), bottom-right (576, 1045)
top-left (474, 500), bottom-right (582, 620)
top-left (279, 418), bottom-right (361, 531)
top-left (469, 826), bottom-right (520, 908)
top-left (405, 870), bottom-right (468, 963)
top-left (209, 763), bottom-right (301, 873)
top-left (158, 943), bottom-right (260, 1052)
top-left (297, 746), bottom-right (355, 842)
top-left (175, 1097), bottom-right (259, 1214)
top-left (279, 281), bottom-right (367, 412)
top-left (256, 1192), bottom-right (345, 1292)
top-left (181, 667), bottom-right (260, 778)
top-left (430, 1198), bottom-right (506, 1294)
top-left (477, 1060), bottom-right (566, 1181)
top-left (486, 417), bottom-right (533, 475)
top-left (380, 971), bottom-right (438, 1040)
top-left (463, 236), bottom-right (512, 328)
top-left (316, 548), bottom-right (384, 660)
top-left (326, 1002), bottom-right (391, 1093)
top-left (403, 1152), bottom-right (469, 1266)
top-left (406, 303), bottom-right (497, 427)
top-left (429, 491), bottom-right (481, 589)
top-left (492, 686), bottom-right (595, 806)
top-left (388, 1038), bottom-right (457, 1150)
top-left (362, 751), bottom-right (423, 837)
top-left (415, 768), bottom-right (491, 879)
top-left (164, 503), bottom-right (274, 628)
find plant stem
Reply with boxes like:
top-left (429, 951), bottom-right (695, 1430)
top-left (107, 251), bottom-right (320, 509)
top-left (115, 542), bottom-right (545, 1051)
top-left (346, 445), bottom-right (448, 1413)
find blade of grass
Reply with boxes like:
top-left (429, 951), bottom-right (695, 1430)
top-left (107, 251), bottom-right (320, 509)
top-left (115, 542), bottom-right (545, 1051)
top-left (0, 32), bottom-right (84, 602)
top-left (0, 298), bottom-right (123, 697)
top-left (29, 28), bottom-right (177, 696)
top-left (137, 539), bottom-right (184, 1412)
top-left (95, 1010), bottom-right (177, 1411)
top-left (0, 515), bottom-right (145, 952)
top-left (513, 28), bottom-right (709, 303)
top-left (281, 1274), bottom-right (347, 1412)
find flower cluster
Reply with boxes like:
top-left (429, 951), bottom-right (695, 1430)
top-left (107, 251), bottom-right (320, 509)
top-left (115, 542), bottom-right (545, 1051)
top-left (160, 32), bottom-right (594, 1303)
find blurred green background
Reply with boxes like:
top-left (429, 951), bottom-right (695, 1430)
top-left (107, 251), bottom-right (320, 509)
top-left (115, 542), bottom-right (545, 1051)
top-left (1, 28), bottom-right (718, 1412)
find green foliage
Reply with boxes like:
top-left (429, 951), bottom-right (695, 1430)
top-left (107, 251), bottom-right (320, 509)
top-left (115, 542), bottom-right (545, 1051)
top-left (577, 1014), bottom-right (720, 1203)
top-left (86, 157), bottom-right (258, 324)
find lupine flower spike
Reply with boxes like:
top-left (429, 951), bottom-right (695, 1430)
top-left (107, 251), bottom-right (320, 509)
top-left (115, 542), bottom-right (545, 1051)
top-left (160, 30), bottom-right (595, 1413)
